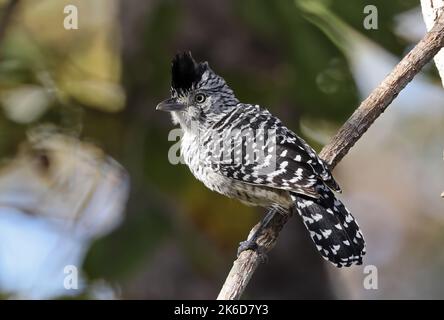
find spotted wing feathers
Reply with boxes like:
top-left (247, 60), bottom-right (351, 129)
top-left (209, 104), bottom-right (339, 197)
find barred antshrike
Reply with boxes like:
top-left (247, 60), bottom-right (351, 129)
top-left (156, 52), bottom-right (365, 267)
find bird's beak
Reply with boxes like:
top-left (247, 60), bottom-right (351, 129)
top-left (156, 98), bottom-right (186, 112)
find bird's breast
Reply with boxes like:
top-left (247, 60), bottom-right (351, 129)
top-left (180, 132), bottom-right (222, 191)
top-left (179, 132), bottom-right (291, 209)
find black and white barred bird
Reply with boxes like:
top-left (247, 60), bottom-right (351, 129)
top-left (156, 52), bottom-right (365, 267)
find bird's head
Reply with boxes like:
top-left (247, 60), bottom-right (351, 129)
top-left (156, 52), bottom-right (239, 132)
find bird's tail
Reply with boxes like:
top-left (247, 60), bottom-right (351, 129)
top-left (290, 184), bottom-right (365, 267)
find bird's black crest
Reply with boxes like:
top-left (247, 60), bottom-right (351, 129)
top-left (171, 52), bottom-right (207, 93)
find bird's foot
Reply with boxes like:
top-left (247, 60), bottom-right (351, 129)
top-left (237, 240), bottom-right (268, 263)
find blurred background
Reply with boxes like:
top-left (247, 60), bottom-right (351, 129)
top-left (0, 0), bottom-right (443, 299)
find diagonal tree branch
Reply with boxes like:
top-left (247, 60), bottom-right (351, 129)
top-left (217, 11), bottom-right (444, 300)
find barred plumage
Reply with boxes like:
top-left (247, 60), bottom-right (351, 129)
top-left (157, 52), bottom-right (365, 267)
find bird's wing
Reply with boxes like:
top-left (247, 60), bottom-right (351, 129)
top-left (208, 105), bottom-right (340, 198)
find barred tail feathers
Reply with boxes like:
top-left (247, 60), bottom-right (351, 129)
top-left (290, 184), bottom-right (365, 267)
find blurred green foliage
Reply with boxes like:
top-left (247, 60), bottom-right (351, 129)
top-left (236, 0), bottom-right (359, 121)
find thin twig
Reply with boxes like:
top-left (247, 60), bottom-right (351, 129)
top-left (217, 12), bottom-right (444, 300)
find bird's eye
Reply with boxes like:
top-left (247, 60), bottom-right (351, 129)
top-left (195, 93), bottom-right (206, 104)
